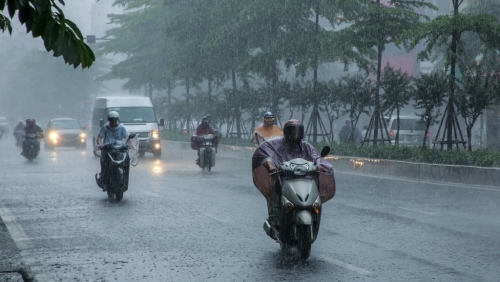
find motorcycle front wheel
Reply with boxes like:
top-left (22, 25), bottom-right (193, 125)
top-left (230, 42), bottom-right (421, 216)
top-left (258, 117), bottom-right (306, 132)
top-left (296, 225), bottom-right (312, 260)
top-left (205, 148), bottom-right (212, 173)
top-left (115, 190), bottom-right (123, 201)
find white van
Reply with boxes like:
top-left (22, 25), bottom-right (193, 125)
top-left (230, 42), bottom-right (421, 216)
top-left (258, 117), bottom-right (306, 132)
top-left (92, 96), bottom-right (164, 158)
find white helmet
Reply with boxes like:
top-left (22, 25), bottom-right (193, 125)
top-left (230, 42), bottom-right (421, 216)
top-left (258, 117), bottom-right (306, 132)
top-left (108, 111), bottom-right (119, 120)
top-left (108, 111), bottom-right (119, 127)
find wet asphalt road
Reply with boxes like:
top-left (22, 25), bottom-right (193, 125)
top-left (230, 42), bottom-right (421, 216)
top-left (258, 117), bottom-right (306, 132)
top-left (1, 134), bottom-right (500, 282)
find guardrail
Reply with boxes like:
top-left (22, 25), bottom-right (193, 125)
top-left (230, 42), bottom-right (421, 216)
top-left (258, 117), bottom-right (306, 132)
top-left (163, 140), bottom-right (500, 188)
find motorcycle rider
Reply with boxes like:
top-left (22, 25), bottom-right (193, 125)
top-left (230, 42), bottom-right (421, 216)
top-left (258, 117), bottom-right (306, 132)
top-left (251, 111), bottom-right (283, 145)
top-left (13, 120), bottom-right (24, 146)
top-left (193, 116), bottom-right (219, 165)
top-left (21, 119), bottom-right (43, 156)
top-left (95, 111), bottom-right (129, 190)
top-left (252, 119), bottom-right (335, 226)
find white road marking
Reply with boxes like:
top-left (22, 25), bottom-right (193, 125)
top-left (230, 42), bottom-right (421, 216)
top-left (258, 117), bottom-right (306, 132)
top-left (0, 197), bottom-right (32, 250)
top-left (203, 213), bottom-right (230, 223)
top-left (337, 171), bottom-right (500, 192)
top-left (317, 254), bottom-right (372, 275)
top-left (398, 206), bottom-right (439, 215)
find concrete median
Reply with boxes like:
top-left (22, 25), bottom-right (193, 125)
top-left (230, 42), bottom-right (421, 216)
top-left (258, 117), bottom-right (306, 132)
top-left (164, 140), bottom-right (500, 188)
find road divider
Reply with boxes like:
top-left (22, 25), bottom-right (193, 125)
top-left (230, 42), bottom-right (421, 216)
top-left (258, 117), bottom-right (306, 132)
top-left (163, 140), bottom-right (500, 189)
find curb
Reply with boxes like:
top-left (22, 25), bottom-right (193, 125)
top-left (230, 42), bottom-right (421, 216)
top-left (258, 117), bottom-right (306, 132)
top-left (163, 140), bottom-right (500, 188)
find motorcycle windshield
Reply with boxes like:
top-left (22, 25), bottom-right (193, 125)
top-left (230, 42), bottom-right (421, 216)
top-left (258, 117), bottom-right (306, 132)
top-left (127, 137), bottom-right (139, 166)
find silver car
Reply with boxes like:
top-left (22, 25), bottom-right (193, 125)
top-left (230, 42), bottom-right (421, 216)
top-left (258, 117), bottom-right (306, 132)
top-left (387, 116), bottom-right (429, 147)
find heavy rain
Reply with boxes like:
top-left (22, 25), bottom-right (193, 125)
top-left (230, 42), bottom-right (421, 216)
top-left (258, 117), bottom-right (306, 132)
top-left (1, 0), bottom-right (500, 281)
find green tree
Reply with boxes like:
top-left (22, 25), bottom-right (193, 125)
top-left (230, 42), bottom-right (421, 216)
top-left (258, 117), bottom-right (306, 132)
top-left (403, 0), bottom-right (500, 150)
top-left (3, 50), bottom-right (103, 119)
top-left (411, 71), bottom-right (448, 149)
top-left (0, 0), bottom-right (94, 68)
top-left (456, 62), bottom-right (500, 151)
top-left (98, 0), bottom-right (175, 97)
top-left (335, 74), bottom-right (372, 144)
top-left (341, 0), bottom-right (434, 146)
top-left (380, 64), bottom-right (412, 145)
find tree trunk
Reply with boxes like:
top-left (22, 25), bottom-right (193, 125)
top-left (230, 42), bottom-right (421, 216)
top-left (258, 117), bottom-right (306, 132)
top-left (231, 69), bottom-right (241, 139)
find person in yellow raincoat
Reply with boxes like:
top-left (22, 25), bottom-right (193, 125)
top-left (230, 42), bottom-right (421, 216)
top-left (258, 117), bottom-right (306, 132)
top-left (252, 112), bottom-right (283, 145)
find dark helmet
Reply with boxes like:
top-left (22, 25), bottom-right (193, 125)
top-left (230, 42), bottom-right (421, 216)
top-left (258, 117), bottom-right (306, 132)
top-left (283, 119), bottom-right (304, 143)
top-left (25, 119), bottom-right (34, 126)
top-left (201, 116), bottom-right (209, 124)
top-left (263, 111), bottom-right (274, 119)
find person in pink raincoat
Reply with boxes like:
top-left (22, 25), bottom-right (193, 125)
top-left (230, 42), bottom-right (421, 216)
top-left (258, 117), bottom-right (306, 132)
top-left (252, 119), bottom-right (336, 225)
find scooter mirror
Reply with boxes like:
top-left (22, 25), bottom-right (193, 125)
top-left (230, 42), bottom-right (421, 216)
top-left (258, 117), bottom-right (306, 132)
top-left (159, 118), bottom-right (165, 127)
top-left (320, 146), bottom-right (330, 158)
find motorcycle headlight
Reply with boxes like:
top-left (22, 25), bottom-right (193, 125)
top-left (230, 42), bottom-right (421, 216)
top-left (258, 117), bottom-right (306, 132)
top-left (79, 132), bottom-right (86, 138)
top-left (152, 130), bottom-right (159, 140)
top-left (49, 132), bottom-right (58, 140)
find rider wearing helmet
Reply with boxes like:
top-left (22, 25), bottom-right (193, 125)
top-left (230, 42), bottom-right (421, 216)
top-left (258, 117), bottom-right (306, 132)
top-left (20, 119), bottom-right (43, 156)
top-left (195, 116), bottom-right (214, 136)
top-left (251, 119), bottom-right (335, 225)
top-left (252, 111), bottom-right (283, 145)
top-left (13, 120), bottom-right (25, 146)
top-left (193, 116), bottom-right (219, 165)
top-left (96, 111), bottom-right (129, 190)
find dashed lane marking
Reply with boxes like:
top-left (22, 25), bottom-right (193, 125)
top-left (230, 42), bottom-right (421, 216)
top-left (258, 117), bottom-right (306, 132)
top-left (397, 206), bottom-right (439, 215)
top-left (203, 213), bottom-right (230, 223)
top-left (317, 254), bottom-right (372, 275)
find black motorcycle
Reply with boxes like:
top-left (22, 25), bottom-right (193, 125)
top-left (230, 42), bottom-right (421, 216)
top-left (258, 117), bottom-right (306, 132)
top-left (94, 134), bottom-right (138, 201)
top-left (22, 132), bottom-right (43, 161)
top-left (196, 134), bottom-right (217, 173)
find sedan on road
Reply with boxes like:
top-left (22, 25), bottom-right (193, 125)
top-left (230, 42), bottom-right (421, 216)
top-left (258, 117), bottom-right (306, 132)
top-left (44, 118), bottom-right (87, 149)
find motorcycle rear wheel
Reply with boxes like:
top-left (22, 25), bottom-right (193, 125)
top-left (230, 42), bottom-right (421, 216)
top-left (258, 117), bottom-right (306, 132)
top-left (107, 190), bottom-right (114, 199)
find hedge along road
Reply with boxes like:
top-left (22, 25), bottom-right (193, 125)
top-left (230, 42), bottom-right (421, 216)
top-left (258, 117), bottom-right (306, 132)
top-left (0, 137), bottom-right (499, 281)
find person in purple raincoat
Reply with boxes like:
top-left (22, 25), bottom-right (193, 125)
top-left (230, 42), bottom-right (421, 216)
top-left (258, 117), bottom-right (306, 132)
top-left (252, 119), bottom-right (336, 225)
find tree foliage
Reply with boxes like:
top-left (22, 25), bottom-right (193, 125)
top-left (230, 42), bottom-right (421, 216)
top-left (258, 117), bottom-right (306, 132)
top-left (402, 0), bottom-right (500, 150)
top-left (2, 50), bottom-right (103, 119)
top-left (0, 0), bottom-right (95, 68)
top-left (411, 71), bottom-right (448, 149)
top-left (340, 0), bottom-right (435, 146)
top-left (456, 62), bottom-right (500, 151)
top-left (380, 64), bottom-right (412, 145)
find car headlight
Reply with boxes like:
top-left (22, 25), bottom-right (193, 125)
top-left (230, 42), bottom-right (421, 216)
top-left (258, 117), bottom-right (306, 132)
top-left (49, 132), bottom-right (58, 140)
top-left (80, 132), bottom-right (86, 138)
top-left (152, 130), bottom-right (159, 139)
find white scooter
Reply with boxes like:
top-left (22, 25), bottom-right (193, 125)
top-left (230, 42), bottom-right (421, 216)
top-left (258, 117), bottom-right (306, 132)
top-left (262, 146), bottom-right (332, 260)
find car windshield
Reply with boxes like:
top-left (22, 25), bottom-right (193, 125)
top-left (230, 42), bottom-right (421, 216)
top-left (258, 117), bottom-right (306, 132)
top-left (52, 120), bottom-right (81, 129)
top-left (391, 119), bottom-right (426, 131)
top-left (108, 107), bottom-right (155, 123)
